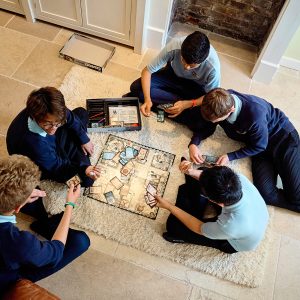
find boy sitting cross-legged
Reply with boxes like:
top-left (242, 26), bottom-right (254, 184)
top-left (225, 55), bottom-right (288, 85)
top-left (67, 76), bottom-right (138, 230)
top-left (0, 155), bottom-right (90, 295)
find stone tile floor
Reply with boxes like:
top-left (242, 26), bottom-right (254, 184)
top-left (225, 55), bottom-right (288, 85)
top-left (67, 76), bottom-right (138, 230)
top-left (1, 10), bottom-right (300, 300)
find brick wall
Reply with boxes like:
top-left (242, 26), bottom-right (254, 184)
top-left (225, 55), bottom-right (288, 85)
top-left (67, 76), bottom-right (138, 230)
top-left (171, 0), bottom-right (286, 47)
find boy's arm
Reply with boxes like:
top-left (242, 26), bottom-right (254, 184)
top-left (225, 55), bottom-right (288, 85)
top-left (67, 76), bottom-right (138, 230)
top-left (155, 196), bottom-right (204, 235)
top-left (51, 183), bottom-right (80, 245)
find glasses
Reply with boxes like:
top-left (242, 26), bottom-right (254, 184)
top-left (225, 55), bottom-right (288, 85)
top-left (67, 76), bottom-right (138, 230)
top-left (40, 122), bottom-right (62, 129)
top-left (180, 56), bottom-right (200, 70)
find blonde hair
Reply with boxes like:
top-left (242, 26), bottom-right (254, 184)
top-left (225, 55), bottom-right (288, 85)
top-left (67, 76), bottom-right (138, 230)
top-left (0, 155), bottom-right (40, 213)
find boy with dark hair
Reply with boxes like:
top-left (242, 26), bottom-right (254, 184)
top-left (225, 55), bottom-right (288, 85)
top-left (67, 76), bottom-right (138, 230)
top-left (190, 88), bottom-right (300, 213)
top-left (127, 31), bottom-right (220, 119)
top-left (155, 162), bottom-right (269, 253)
top-left (0, 155), bottom-right (90, 295)
top-left (6, 87), bottom-right (100, 187)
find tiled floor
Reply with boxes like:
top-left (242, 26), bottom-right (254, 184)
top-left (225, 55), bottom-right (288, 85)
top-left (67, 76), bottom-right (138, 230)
top-left (1, 11), bottom-right (300, 300)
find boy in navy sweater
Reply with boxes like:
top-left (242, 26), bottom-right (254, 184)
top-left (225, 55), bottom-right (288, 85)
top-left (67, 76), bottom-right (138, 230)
top-left (6, 87), bottom-right (100, 187)
top-left (189, 88), bottom-right (300, 213)
top-left (0, 155), bottom-right (90, 295)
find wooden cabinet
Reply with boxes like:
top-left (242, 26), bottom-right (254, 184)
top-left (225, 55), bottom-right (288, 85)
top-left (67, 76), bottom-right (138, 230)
top-left (34, 0), bottom-right (82, 26)
top-left (33, 0), bottom-right (135, 46)
top-left (0, 0), bottom-right (24, 14)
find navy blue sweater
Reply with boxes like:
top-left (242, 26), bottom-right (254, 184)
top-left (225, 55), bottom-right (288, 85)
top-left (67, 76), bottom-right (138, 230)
top-left (6, 108), bottom-right (90, 179)
top-left (0, 222), bottom-right (64, 273)
top-left (191, 90), bottom-right (295, 160)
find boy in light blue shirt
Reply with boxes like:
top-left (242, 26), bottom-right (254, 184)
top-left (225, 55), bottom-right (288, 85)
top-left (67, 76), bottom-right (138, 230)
top-left (127, 31), bottom-right (220, 119)
top-left (155, 162), bottom-right (269, 253)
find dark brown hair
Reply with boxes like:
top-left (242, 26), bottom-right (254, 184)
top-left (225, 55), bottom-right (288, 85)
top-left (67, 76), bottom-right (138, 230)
top-left (201, 88), bottom-right (234, 121)
top-left (26, 87), bottom-right (67, 123)
top-left (0, 155), bottom-right (40, 213)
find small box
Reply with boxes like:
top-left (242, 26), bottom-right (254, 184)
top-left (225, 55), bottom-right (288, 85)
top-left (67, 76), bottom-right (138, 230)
top-left (59, 33), bottom-right (115, 72)
top-left (86, 97), bottom-right (142, 133)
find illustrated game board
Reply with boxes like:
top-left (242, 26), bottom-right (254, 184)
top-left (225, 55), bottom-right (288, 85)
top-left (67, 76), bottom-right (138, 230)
top-left (84, 135), bottom-right (175, 219)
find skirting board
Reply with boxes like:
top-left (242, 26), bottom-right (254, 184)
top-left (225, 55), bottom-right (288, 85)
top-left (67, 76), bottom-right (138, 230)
top-left (280, 56), bottom-right (300, 71)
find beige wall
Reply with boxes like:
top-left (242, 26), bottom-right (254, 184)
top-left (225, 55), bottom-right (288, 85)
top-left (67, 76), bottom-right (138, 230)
top-left (284, 26), bottom-right (300, 60)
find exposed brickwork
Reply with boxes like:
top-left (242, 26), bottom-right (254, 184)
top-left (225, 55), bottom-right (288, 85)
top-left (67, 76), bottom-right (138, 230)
top-left (171, 0), bottom-right (285, 47)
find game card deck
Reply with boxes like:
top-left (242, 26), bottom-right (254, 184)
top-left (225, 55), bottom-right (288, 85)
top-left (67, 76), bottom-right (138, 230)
top-left (157, 103), bottom-right (174, 110)
top-left (157, 110), bottom-right (165, 122)
top-left (104, 191), bottom-right (115, 204)
top-left (66, 175), bottom-right (81, 188)
top-left (146, 183), bottom-right (156, 196)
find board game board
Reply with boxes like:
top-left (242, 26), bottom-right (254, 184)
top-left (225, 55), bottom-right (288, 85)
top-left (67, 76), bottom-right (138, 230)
top-left (84, 135), bottom-right (175, 219)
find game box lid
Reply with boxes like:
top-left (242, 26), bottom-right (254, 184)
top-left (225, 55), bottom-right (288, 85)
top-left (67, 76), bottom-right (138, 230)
top-left (59, 33), bottom-right (115, 72)
top-left (86, 97), bottom-right (142, 133)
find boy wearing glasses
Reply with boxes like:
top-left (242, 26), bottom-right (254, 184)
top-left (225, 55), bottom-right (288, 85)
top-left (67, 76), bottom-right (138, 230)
top-left (126, 31), bottom-right (220, 120)
top-left (155, 162), bottom-right (269, 253)
top-left (6, 87), bottom-right (100, 187)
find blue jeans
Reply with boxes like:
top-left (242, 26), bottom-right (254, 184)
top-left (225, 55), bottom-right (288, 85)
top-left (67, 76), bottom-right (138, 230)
top-left (0, 200), bottom-right (90, 294)
top-left (130, 64), bottom-right (206, 105)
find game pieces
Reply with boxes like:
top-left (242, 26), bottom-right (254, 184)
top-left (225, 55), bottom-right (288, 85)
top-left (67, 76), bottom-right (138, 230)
top-left (84, 135), bottom-right (175, 219)
top-left (157, 110), bottom-right (165, 122)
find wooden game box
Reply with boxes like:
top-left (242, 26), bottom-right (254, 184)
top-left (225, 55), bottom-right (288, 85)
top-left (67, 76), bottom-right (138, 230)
top-left (86, 97), bottom-right (142, 133)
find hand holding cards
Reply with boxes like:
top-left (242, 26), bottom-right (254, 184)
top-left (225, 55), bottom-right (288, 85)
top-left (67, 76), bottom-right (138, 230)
top-left (66, 175), bottom-right (81, 191)
top-left (145, 183), bottom-right (157, 208)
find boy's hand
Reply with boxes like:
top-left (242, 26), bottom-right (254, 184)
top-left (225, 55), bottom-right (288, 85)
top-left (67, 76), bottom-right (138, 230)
top-left (27, 188), bottom-right (46, 203)
top-left (189, 144), bottom-right (205, 164)
top-left (66, 183), bottom-right (81, 204)
top-left (166, 100), bottom-right (188, 118)
top-left (85, 165), bottom-right (101, 179)
top-left (179, 160), bottom-right (193, 175)
top-left (154, 195), bottom-right (172, 210)
top-left (216, 154), bottom-right (229, 165)
top-left (140, 101), bottom-right (152, 117)
top-left (81, 141), bottom-right (94, 156)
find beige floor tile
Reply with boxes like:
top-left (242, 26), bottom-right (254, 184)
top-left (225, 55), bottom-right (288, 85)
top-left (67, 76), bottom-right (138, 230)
top-left (189, 286), bottom-right (233, 300)
top-left (0, 27), bottom-right (39, 76)
top-left (219, 54), bottom-right (253, 93)
top-left (39, 249), bottom-right (190, 300)
top-left (0, 75), bottom-right (34, 134)
top-left (0, 9), bottom-right (14, 26)
top-left (110, 43), bottom-right (143, 69)
top-left (104, 61), bottom-right (141, 83)
top-left (250, 72), bottom-right (300, 129)
top-left (6, 15), bottom-right (61, 41)
top-left (52, 28), bottom-right (74, 46)
top-left (278, 66), bottom-right (299, 78)
top-left (274, 236), bottom-right (300, 299)
top-left (209, 33), bottom-right (257, 63)
top-left (115, 243), bottom-right (190, 282)
top-left (13, 40), bottom-right (73, 87)
top-left (0, 135), bottom-right (8, 157)
top-left (274, 208), bottom-right (300, 241)
top-left (88, 231), bottom-right (119, 255)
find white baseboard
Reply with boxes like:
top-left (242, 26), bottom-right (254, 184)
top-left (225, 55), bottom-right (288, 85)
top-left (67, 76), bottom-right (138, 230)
top-left (280, 56), bottom-right (300, 71)
top-left (251, 60), bottom-right (279, 84)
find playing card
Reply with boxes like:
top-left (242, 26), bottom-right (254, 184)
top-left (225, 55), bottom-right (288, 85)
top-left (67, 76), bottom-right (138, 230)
top-left (102, 151), bottom-right (115, 160)
top-left (125, 146), bottom-right (134, 159)
top-left (104, 191), bottom-right (115, 204)
top-left (66, 175), bottom-right (81, 188)
top-left (203, 155), bottom-right (218, 164)
top-left (157, 103), bottom-right (174, 110)
top-left (89, 186), bottom-right (102, 194)
top-left (146, 183), bottom-right (156, 196)
top-left (110, 176), bottom-right (123, 189)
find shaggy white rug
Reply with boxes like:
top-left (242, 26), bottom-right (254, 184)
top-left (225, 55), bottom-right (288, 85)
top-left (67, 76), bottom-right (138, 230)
top-left (41, 65), bottom-right (274, 287)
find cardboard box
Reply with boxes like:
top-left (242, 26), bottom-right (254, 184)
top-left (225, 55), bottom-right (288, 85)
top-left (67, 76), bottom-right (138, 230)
top-left (59, 33), bottom-right (115, 72)
top-left (86, 97), bottom-right (142, 133)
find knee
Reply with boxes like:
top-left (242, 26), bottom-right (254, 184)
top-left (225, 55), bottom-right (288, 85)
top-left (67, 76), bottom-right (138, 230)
top-left (69, 230), bottom-right (90, 254)
top-left (130, 78), bottom-right (142, 93)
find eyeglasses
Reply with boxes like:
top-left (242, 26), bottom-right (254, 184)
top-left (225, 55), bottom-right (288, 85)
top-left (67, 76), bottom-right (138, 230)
top-left (40, 122), bottom-right (62, 129)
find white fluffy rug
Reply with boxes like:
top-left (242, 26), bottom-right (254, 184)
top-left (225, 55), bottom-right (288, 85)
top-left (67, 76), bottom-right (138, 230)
top-left (41, 65), bottom-right (274, 287)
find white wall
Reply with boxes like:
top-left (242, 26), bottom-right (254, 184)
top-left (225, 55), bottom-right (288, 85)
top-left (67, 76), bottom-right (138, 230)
top-left (280, 26), bottom-right (300, 71)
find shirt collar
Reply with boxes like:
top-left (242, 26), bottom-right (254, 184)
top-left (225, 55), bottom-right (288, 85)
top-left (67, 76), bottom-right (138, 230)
top-left (28, 117), bottom-right (47, 137)
top-left (227, 94), bottom-right (242, 124)
top-left (0, 214), bottom-right (17, 224)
